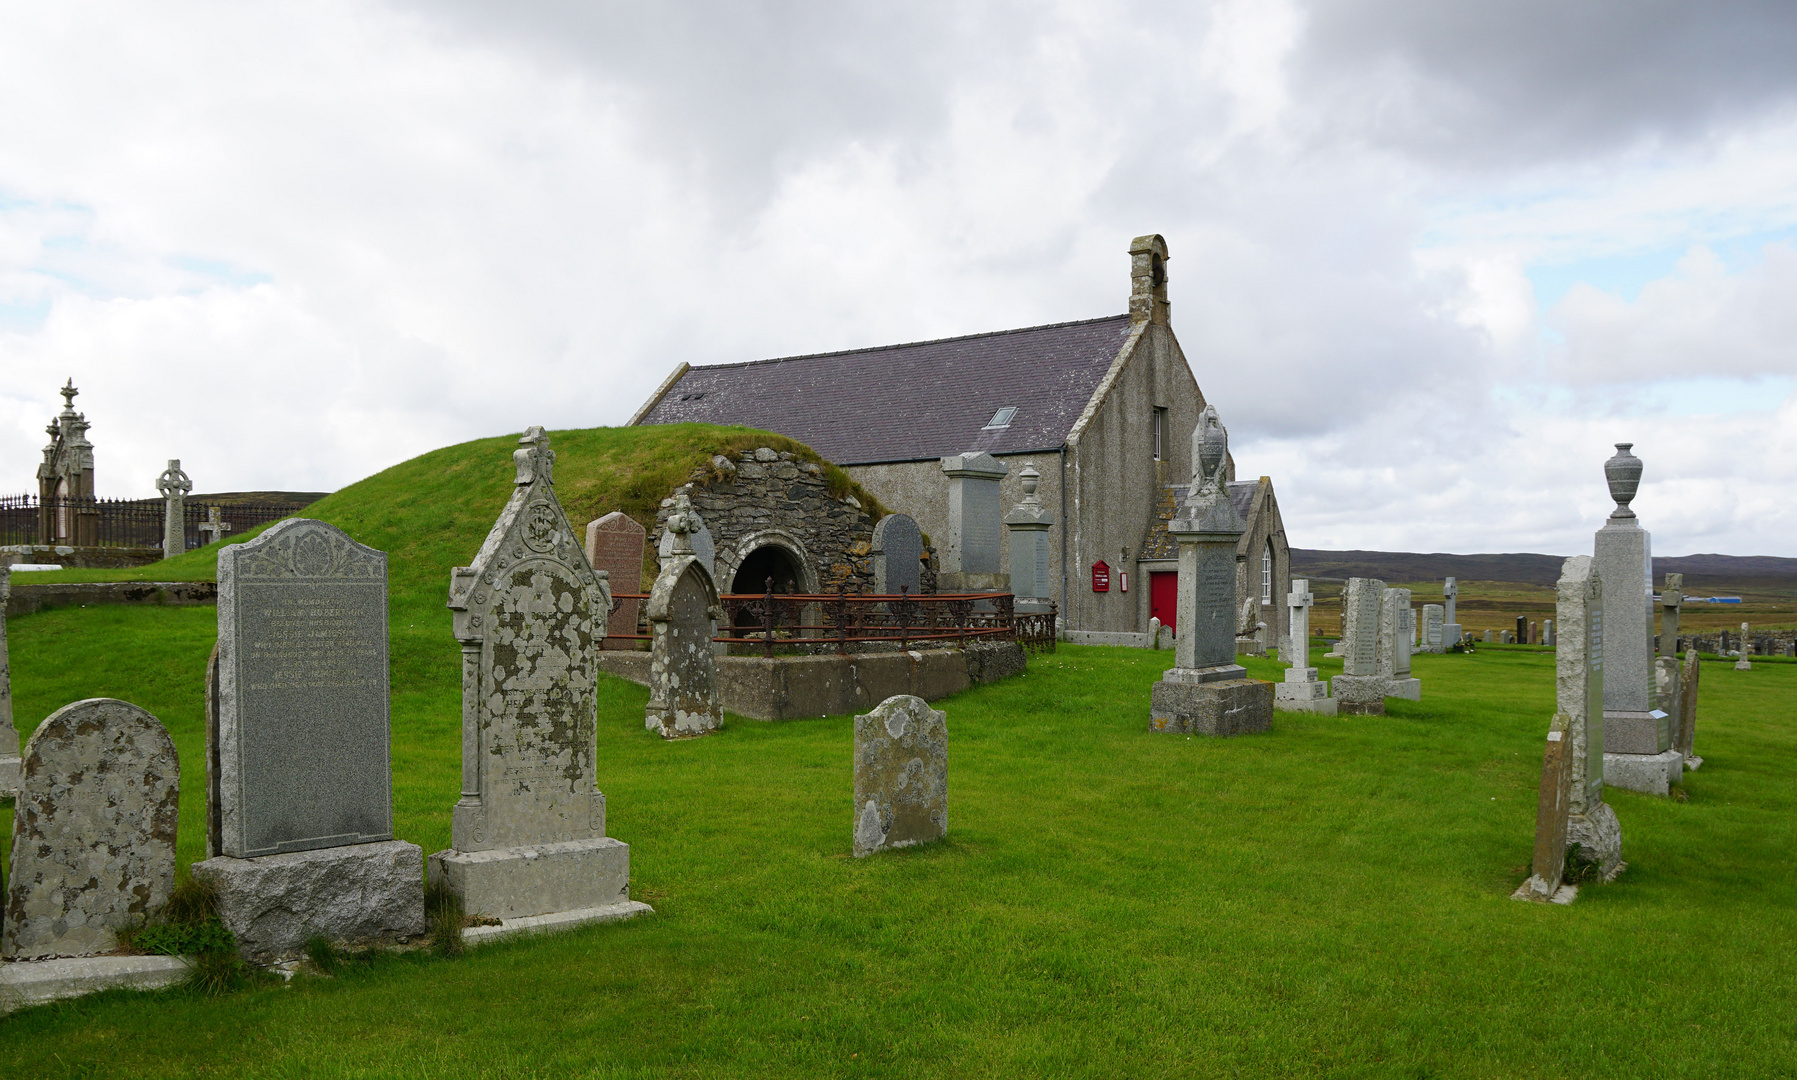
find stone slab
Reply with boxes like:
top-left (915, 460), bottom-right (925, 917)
top-left (1384, 678), bottom-right (1421, 701)
top-left (871, 514), bottom-right (923, 596)
top-left (585, 511), bottom-right (646, 643)
top-left (1275, 677), bottom-right (1328, 701)
top-left (428, 836), bottom-right (632, 922)
top-left (1567, 803), bottom-right (1625, 879)
top-left (1510, 881), bottom-right (1579, 905)
top-left (646, 555), bottom-right (723, 739)
top-left (460, 901), bottom-right (654, 947)
top-left (1330, 674), bottom-right (1388, 715)
top-left (1273, 695), bottom-right (1337, 716)
top-left (194, 840), bottom-right (426, 959)
top-left (1604, 709), bottom-right (1670, 756)
top-left (1602, 749), bottom-right (1684, 797)
top-left (853, 695), bottom-right (948, 857)
top-left (0, 955), bottom-right (190, 1014)
top-left (1149, 677), bottom-right (1273, 735)
top-left (0, 755), bottom-right (17, 794)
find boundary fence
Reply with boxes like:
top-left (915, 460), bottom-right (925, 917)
top-left (0, 495), bottom-right (305, 550)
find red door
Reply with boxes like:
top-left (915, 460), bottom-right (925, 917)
top-left (1149, 571), bottom-right (1178, 632)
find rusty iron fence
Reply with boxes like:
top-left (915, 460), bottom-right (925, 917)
top-left (609, 582), bottom-right (1057, 655)
top-left (0, 494), bottom-right (305, 550)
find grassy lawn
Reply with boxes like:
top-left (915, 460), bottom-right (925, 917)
top-left (4, 608), bottom-right (1794, 1076)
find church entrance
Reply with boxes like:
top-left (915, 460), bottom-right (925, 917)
top-left (1149, 571), bottom-right (1178, 633)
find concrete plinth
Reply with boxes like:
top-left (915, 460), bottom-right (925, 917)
top-left (1275, 676), bottom-right (1336, 715)
top-left (195, 839), bottom-right (425, 959)
top-left (1150, 671), bottom-right (1273, 735)
top-left (429, 836), bottom-right (632, 922)
top-left (1384, 678), bottom-right (1421, 701)
top-left (461, 900), bottom-right (653, 947)
top-left (1603, 749), bottom-right (1685, 797)
top-left (1330, 674), bottom-right (1387, 715)
top-left (0, 954), bottom-right (190, 1014)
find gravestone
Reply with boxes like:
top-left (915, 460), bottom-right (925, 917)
top-left (195, 517), bottom-right (423, 957)
top-left (586, 511), bottom-right (647, 647)
top-left (4, 698), bottom-right (179, 959)
top-left (1441, 577), bottom-right (1461, 652)
top-left (1558, 555), bottom-right (1624, 880)
top-left (1677, 648), bottom-right (1702, 768)
top-left (646, 492), bottom-right (723, 739)
top-left (939, 452), bottom-right (1009, 592)
top-left (156, 459), bottom-right (192, 557)
top-left (1528, 621), bottom-right (1540, 645)
top-left (1514, 712), bottom-right (1575, 903)
top-left (1544, 619), bottom-right (1556, 646)
top-left (198, 505), bottom-right (232, 545)
top-left (1331, 577), bottom-right (1388, 715)
top-left (852, 695), bottom-right (948, 857)
top-left (1659, 574), bottom-right (1683, 658)
top-left (1654, 655), bottom-right (1681, 760)
top-left (1003, 464), bottom-right (1054, 613)
top-left (1483, 629), bottom-right (1495, 643)
top-left (1274, 579), bottom-right (1333, 714)
top-left (1516, 615), bottom-right (1528, 643)
top-left (871, 512), bottom-right (924, 597)
top-left (0, 567), bottom-right (15, 792)
top-left (1735, 622), bottom-right (1752, 671)
top-left (431, 428), bottom-right (649, 932)
top-left (1594, 444), bottom-right (1679, 796)
top-left (1150, 406), bottom-right (1273, 735)
top-left (1379, 588), bottom-right (1420, 700)
top-left (1403, 606), bottom-right (1416, 649)
top-left (1421, 604), bottom-right (1444, 653)
top-left (657, 509), bottom-right (715, 583)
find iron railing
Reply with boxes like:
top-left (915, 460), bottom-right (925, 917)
top-left (0, 494), bottom-right (306, 550)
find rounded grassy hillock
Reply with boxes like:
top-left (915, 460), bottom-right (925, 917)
top-left (36, 424), bottom-right (888, 597)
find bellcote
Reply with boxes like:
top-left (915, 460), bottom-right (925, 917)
top-left (1128, 234), bottom-right (1170, 326)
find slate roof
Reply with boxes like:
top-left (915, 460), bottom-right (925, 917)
top-left (633, 315), bottom-right (1134, 465)
top-left (1139, 482), bottom-right (1259, 561)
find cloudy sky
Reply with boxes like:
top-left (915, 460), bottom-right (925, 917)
top-left (3, 1), bottom-right (1795, 557)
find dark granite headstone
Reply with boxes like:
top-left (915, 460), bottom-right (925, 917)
top-left (872, 513), bottom-right (923, 595)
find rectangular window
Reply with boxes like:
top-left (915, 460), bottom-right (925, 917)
top-left (1152, 407), bottom-right (1168, 460)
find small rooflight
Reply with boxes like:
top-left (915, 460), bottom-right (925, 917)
top-left (985, 407), bottom-right (1017, 429)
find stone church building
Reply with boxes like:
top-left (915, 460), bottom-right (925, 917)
top-left (629, 234), bottom-right (1292, 647)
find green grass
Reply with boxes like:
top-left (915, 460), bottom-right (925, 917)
top-left (4, 618), bottom-right (1794, 1077)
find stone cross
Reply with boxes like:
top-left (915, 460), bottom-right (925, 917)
top-left (155, 459), bottom-right (192, 557)
top-left (1003, 464), bottom-right (1054, 611)
top-left (198, 505), bottom-right (232, 545)
top-left (1274, 579), bottom-right (1332, 713)
top-left (3, 698), bottom-right (179, 959)
top-left (939, 451), bottom-right (1009, 591)
top-left (852, 695), bottom-right (948, 857)
top-left (1659, 573), bottom-right (1683, 658)
top-left (434, 426), bottom-right (644, 928)
top-left (1735, 621), bottom-right (1752, 670)
top-left (1557, 554), bottom-right (1623, 879)
top-left (1285, 579), bottom-right (1314, 666)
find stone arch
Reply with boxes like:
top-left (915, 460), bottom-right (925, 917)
top-left (717, 529), bottom-right (819, 596)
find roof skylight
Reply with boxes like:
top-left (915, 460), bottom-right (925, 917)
top-left (984, 407), bottom-right (1017, 429)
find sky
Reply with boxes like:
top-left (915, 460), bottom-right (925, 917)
top-left (3, 0), bottom-right (1795, 557)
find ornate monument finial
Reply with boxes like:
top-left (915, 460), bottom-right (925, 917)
top-left (1017, 462), bottom-right (1042, 509)
top-left (60, 378), bottom-right (78, 411)
top-left (666, 491), bottom-right (699, 556)
top-left (1190, 404), bottom-right (1229, 497)
top-left (513, 425), bottom-right (554, 486)
top-left (1603, 442), bottom-right (1642, 520)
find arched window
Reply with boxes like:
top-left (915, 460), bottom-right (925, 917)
top-left (1261, 544), bottom-right (1273, 603)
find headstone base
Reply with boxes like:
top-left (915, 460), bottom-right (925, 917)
top-left (0, 954), bottom-right (191, 1015)
top-left (196, 840), bottom-right (426, 960)
top-left (1330, 674), bottom-right (1387, 715)
top-left (1510, 877), bottom-right (1579, 904)
top-left (0, 754), bottom-right (18, 793)
top-left (645, 700), bottom-right (723, 739)
top-left (937, 572), bottom-right (1010, 594)
top-left (428, 836), bottom-right (632, 922)
top-left (1274, 675), bottom-right (1334, 715)
top-left (1160, 662), bottom-right (1248, 685)
top-left (1234, 636), bottom-right (1266, 657)
top-left (1441, 623), bottom-right (1461, 648)
top-left (1602, 749), bottom-right (1685, 797)
top-left (1735, 658), bottom-right (1752, 671)
top-left (1384, 677), bottom-right (1421, 701)
top-left (1149, 676), bottom-right (1273, 735)
top-left (1684, 754), bottom-right (1703, 771)
top-left (1567, 803), bottom-right (1625, 879)
top-left (460, 900), bottom-right (653, 947)
top-left (1604, 709), bottom-right (1671, 755)
top-left (1014, 598), bottom-right (1054, 615)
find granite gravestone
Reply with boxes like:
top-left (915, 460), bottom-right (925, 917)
top-left (1441, 577), bottom-right (1461, 650)
top-left (431, 428), bottom-right (649, 931)
top-left (1544, 620), bottom-right (1556, 647)
top-left (1735, 622), bottom-right (1752, 670)
top-left (0, 566), bottom-right (15, 792)
top-left (1003, 464), bottom-right (1054, 613)
top-left (1677, 648), bottom-right (1702, 769)
top-left (4, 698), bottom-right (179, 959)
top-left (1558, 555), bottom-right (1624, 880)
top-left (939, 452), bottom-right (1009, 592)
top-left (1659, 574), bottom-right (1683, 658)
top-left (1274, 579), bottom-right (1333, 714)
top-left (646, 492), bottom-right (723, 739)
top-left (1421, 604), bottom-right (1445, 654)
top-left (1332, 577), bottom-right (1388, 715)
top-left (871, 512), bottom-right (924, 597)
top-left (156, 459), bottom-right (191, 557)
top-left (586, 511), bottom-right (647, 647)
top-left (1516, 616), bottom-right (1528, 644)
top-left (1379, 588), bottom-right (1421, 700)
top-left (1149, 407), bottom-right (1274, 736)
top-left (852, 695), bottom-right (948, 857)
top-left (1593, 444), bottom-right (1680, 796)
top-left (197, 517), bottom-right (423, 957)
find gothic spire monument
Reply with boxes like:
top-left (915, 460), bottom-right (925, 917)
top-left (36, 379), bottom-right (97, 546)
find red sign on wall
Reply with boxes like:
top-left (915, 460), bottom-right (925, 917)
top-left (1091, 560), bottom-right (1110, 593)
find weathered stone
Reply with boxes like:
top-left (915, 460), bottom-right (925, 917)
top-left (1659, 573), bottom-right (1683, 658)
top-left (433, 428), bottom-right (644, 927)
top-left (585, 511), bottom-right (645, 644)
top-left (216, 518), bottom-right (392, 858)
top-left (3, 698), bottom-right (179, 959)
top-left (1276, 579), bottom-right (1333, 714)
top-left (1556, 555), bottom-right (1623, 879)
top-left (0, 566), bottom-right (15, 792)
top-left (853, 695), bottom-right (947, 857)
top-left (1735, 621), bottom-right (1753, 670)
top-left (0, 954), bottom-right (191, 1015)
top-left (1003, 464), bottom-right (1053, 610)
top-left (1332, 577), bottom-right (1387, 714)
top-left (872, 513), bottom-right (923, 596)
top-left (1420, 604), bottom-right (1445, 654)
top-left (939, 452), bottom-right (1008, 591)
top-left (1595, 445), bottom-right (1657, 780)
top-left (646, 493), bottom-right (723, 739)
top-left (155, 459), bottom-right (192, 557)
top-left (1379, 588), bottom-right (1420, 700)
top-left (1515, 712), bottom-right (1574, 902)
top-left (194, 840), bottom-right (425, 959)
top-left (1678, 647), bottom-right (1701, 768)
top-left (1151, 674), bottom-right (1275, 734)
top-left (657, 513), bottom-right (715, 581)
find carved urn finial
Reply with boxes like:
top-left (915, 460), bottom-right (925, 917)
top-left (1018, 462), bottom-right (1042, 508)
top-left (1604, 442), bottom-right (1642, 519)
top-left (1191, 404), bottom-right (1229, 496)
top-left (60, 378), bottom-right (78, 411)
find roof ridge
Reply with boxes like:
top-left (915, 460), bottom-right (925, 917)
top-left (688, 313), bottom-right (1131, 371)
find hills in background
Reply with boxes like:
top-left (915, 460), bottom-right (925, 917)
top-left (1291, 549), bottom-right (1797, 598)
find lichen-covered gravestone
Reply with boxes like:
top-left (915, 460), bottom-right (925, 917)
top-left (871, 513), bottom-right (923, 596)
top-left (4, 698), bottom-right (179, 959)
top-left (1678, 647), bottom-right (1702, 769)
top-left (586, 510), bottom-right (647, 647)
top-left (1379, 587), bottom-right (1420, 701)
top-left (646, 492), bottom-right (724, 739)
top-left (195, 517), bottom-right (424, 958)
top-left (431, 428), bottom-right (650, 933)
top-left (853, 695), bottom-right (947, 857)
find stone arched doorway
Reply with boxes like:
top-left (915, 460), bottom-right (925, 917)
top-left (721, 530), bottom-right (818, 633)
